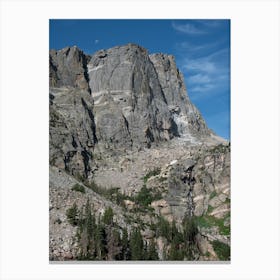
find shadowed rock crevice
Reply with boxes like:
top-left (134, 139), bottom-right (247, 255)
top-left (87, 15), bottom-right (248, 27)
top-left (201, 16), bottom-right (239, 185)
top-left (81, 97), bottom-right (98, 144)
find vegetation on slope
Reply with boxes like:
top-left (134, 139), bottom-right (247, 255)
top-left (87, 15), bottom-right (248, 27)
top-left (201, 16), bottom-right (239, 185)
top-left (66, 200), bottom-right (201, 261)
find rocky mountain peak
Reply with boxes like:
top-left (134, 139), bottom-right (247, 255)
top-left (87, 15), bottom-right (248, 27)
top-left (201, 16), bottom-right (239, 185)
top-left (87, 43), bottom-right (181, 152)
top-left (49, 43), bottom-right (221, 178)
top-left (49, 45), bottom-right (90, 91)
top-left (149, 52), bottom-right (210, 138)
top-left (49, 43), bottom-right (230, 262)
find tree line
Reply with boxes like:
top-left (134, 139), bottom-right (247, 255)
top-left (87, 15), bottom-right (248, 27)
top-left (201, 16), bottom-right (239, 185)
top-left (66, 200), bottom-right (199, 261)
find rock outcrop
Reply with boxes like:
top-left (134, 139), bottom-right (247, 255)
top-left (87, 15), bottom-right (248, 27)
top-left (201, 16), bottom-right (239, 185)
top-left (49, 43), bottom-right (230, 261)
top-left (49, 44), bottom-right (217, 178)
top-left (87, 44), bottom-right (212, 152)
top-left (149, 53), bottom-right (210, 140)
top-left (49, 87), bottom-right (96, 178)
top-left (87, 44), bottom-right (178, 152)
top-left (49, 46), bottom-right (90, 91)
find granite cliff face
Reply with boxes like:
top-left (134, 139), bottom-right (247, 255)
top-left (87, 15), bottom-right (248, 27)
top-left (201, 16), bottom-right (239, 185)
top-left (50, 44), bottom-right (213, 168)
top-left (87, 44), bottom-right (212, 153)
top-left (150, 53), bottom-right (210, 139)
top-left (87, 44), bottom-right (177, 152)
top-left (49, 46), bottom-right (90, 91)
top-left (49, 44), bottom-right (230, 261)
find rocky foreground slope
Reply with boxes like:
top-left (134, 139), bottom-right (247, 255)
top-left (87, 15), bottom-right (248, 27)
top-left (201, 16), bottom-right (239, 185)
top-left (49, 44), bottom-right (230, 261)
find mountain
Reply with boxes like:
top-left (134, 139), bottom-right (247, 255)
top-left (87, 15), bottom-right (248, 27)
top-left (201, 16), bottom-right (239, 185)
top-left (49, 44), bottom-right (230, 261)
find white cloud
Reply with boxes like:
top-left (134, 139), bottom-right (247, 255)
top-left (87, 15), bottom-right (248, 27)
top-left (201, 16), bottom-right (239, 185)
top-left (94, 39), bottom-right (99, 44)
top-left (182, 49), bottom-right (229, 76)
top-left (184, 60), bottom-right (216, 74)
top-left (180, 49), bottom-right (229, 97)
top-left (188, 73), bottom-right (211, 84)
top-left (172, 22), bottom-right (206, 35)
top-left (176, 41), bottom-right (220, 54)
top-left (196, 20), bottom-right (224, 28)
top-left (190, 84), bottom-right (214, 93)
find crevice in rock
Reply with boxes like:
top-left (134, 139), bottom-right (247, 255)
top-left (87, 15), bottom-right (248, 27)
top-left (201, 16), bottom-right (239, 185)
top-left (182, 165), bottom-right (196, 217)
top-left (81, 149), bottom-right (91, 177)
top-left (81, 97), bottom-right (98, 144)
top-left (71, 136), bottom-right (78, 149)
top-left (148, 56), bottom-right (168, 105)
top-left (82, 54), bottom-right (92, 94)
top-left (122, 114), bottom-right (133, 147)
top-left (63, 151), bottom-right (76, 174)
top-left (144, 127), bottom-right (155, 144)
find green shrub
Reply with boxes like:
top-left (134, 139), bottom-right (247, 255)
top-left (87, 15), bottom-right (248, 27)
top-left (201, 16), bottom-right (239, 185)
top-left (156, 216), bottom-right (172, 240)
top-left (209, 191), bottom-right (217, 200)
top-left (195, 215), bottom-right (210, 228)
top-left (66, 203), bottom-right (79, 226)
top-left (102, 207), bottom-right (114, 225)
top-left (211, 144), bottom-right (228, 154)
top-left (85, 181), bottom-right (129, 206)
top-left (212, 240), bottom-right (230, 260)
top-left (130, 227), bottom-right (144, 260)
top-left (168, 242), bottom-right (184, 260)
top-left (225, 198), bottom-right (231, 204)
top-left (134, 186), bottom-right (162, 209)
top-left (207, 205), bottom-right (214, 214)
top-left (182, 216), bottom-right (198, 244)
top-left (71, 183), bottom-right (85, 193)
top-left (145, 240), bottom-right (159, 260)
top-left (134, 185), bottom-right (153, 207)
top-left (195, 215), bottom-right (230, 236)
top-left (75, 173), bottom-right (86, 182)
top-left (143, 168), bottom-right (161, 184)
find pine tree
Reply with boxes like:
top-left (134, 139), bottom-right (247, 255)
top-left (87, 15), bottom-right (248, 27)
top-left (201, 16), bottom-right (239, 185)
top-left (84, 200), bottom-right (96, 258)
top-left (95, 221), bottom-right (107, 260)
top-left (130, 227), bottom-right (144, 260)
top-left (142, 241), bottom-right (148, 260)
top-left (106, 228), bottom-right (122, 260)
top-left (121, 228), bottom-right (130, 260)
top-left (146, 240), bottom-right (159, 260)
top-left (182, 215), bottom-right (198, 260)
top-left (102, 207), bottom-right (114, 226)
top-left (76, 200), bottom-right (97, 260)
top-left (168, 242), bottom-right (184, 260)
top-left (157, 216), bottom-right (171, 240)
top-left (66, 202), bottom-right (79, 226)
top-left (182, 216), bottom-right (198, 244)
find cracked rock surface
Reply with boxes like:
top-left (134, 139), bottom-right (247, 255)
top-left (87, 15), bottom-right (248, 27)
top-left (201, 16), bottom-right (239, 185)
top-left (49, 43), bottom-right (230, 261)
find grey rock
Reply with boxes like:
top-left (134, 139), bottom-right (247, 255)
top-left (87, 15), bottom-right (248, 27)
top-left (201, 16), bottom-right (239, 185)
top-left (49, 44), bottom-right (230, 261)
top-left (142, 229), bottom-right (155, 239)
top-left (87, 44), bottom-right (178, 152)
top-left (49, 44), bottom-right (220, 175)
top-left (209, 196), bottom-right (222, 208)
top-left (49, 87), bottom-right (96, 178)
top-left (49, 46), bottom-right (90, 91)
top-left (149, 53), bottom-right (211, 140)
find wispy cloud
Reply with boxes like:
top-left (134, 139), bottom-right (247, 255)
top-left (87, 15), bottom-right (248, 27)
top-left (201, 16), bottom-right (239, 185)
top-left (175, 40), bottom-right (223, 56)
top-left (185, 59), bottom-right (217, 74)
top-left (179, 48), bottom-right (229, 99)
top-left (94, 39), bottom-right (99, 44)
top-left (172, 20), bottom-right (224, 36)
top-left (188, 73), bottom-right (211, 84)
top-left (196, 19), bottom-right (224, 28)
top-left (171, 19), bottom-right (230, 138)
top-left (172, 22), bottom-right (206, 35)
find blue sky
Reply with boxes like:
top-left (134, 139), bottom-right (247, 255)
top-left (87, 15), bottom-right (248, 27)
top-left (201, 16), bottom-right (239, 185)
top-left (50, 19), bottom-right (230, 140)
